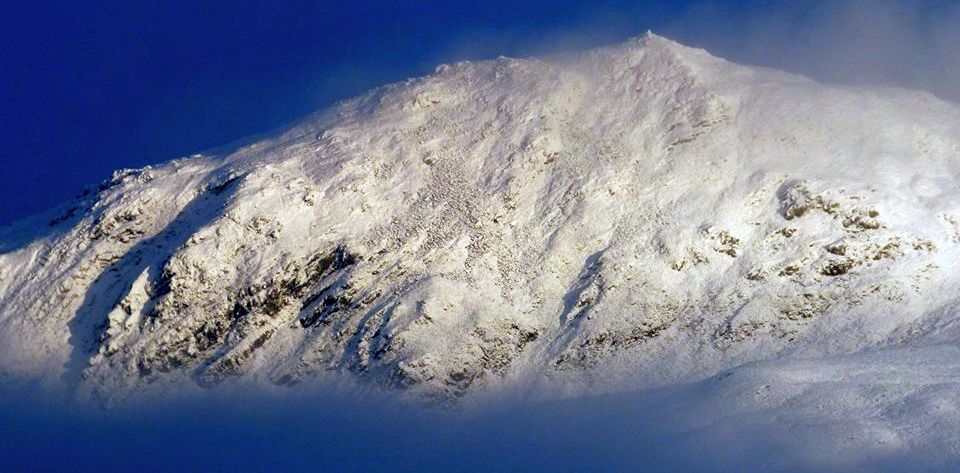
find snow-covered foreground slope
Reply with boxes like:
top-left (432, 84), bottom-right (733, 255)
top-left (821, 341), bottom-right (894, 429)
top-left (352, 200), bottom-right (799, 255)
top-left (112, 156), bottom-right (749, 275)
top-left (2, 32), bottom-right (960, 461)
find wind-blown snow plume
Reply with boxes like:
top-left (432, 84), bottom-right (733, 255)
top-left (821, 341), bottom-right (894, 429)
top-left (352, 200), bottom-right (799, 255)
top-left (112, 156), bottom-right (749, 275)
top-left (663, 0), bottom-right (960, 104)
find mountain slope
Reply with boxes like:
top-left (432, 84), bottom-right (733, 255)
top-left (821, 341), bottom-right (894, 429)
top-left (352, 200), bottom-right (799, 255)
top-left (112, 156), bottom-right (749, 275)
top-left (2, 33), bottom-right (960, 416)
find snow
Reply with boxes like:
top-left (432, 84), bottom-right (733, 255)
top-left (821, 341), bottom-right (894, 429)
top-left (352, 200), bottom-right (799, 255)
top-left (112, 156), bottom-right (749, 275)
top-left (1, 32), bottom-right (960, 466)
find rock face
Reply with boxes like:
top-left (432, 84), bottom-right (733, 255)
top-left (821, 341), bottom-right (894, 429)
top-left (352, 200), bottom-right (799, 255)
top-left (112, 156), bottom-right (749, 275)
top-left (2, 33), bottom-right (960, 405)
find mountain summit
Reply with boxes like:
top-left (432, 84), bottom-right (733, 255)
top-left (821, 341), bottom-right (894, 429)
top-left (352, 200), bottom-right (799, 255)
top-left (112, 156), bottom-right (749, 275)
top-left (2, 34), bottom-right (960, 424)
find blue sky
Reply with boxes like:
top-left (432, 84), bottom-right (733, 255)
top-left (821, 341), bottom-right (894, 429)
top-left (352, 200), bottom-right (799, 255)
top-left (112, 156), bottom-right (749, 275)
top-left (1, 0), bottom-right (958, 224)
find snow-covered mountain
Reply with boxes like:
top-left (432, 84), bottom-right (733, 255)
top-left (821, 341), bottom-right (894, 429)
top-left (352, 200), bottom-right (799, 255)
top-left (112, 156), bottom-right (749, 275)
top-left (2, 32), bottom-right (960, 447)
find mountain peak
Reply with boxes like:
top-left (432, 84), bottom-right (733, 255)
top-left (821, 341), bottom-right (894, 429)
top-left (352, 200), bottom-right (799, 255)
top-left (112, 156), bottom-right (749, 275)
top-left (569, 31), bottom-right (725, 84)
top-left (640, 29), bottom-right (676, 46)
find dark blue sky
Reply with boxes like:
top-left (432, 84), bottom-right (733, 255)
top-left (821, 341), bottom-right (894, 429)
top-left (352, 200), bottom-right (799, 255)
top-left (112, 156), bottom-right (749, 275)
top-left (1, 0), bottom-right (957, 225)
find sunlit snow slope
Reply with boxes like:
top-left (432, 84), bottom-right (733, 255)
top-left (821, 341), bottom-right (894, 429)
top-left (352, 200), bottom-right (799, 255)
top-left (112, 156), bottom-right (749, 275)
top-left (2, 33), bottom-right (960, 444)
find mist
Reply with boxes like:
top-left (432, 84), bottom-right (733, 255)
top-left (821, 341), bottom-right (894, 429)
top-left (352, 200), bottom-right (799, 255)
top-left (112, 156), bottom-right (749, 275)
top-left (3, 380), bottom-right (956, 473)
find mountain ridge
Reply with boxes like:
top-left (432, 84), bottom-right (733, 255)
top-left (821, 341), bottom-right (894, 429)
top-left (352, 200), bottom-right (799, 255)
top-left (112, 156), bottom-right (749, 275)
top-left (1, 34), bottom-right (959, 422)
